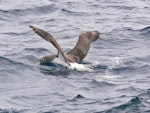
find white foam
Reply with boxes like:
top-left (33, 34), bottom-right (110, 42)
top-left (70, 63), bottom-right (93, 72)
top-left (51, 57), bottom-right (93, 72)
top-left (101, 75), bottom-right (119, 79)
top-left (108, 57), bottom-right (123, 70)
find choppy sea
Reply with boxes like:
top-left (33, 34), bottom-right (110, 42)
top-left (0, 0), bottom-right (150, 113)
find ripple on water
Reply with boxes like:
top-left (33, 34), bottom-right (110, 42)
top-left (61, 8), bottom-right (90, 16)
top-left (139, 26), bottom-right (150, 36)
top-left (69, 94), bottom-right (85, 102)
top-left (0, 0), bottom-right (150, 113)
top-left (99, 89), bottom-right (150, 113)
top-left (0, 108), bottom-right (20, 113)
top-left (90, 79), bottom-right (116, 88)
top-left (0, 4), bottom-right (57, 17)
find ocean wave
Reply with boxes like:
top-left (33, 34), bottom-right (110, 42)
top-left (108, 63), bottom-right (150, 75)
top-left (0, 108), bottom-right (20, 113)
top-left (100, 89), bottom-right (150, 113)
top-left (0, 56), bottom-right (26, 67)
top-left (0, 56), bottom-right (34, 73)
top-left (0, 0), bottom-right (150, 112)
top-left (139, 26), bottom-right (150, 36)
top-left (23, 47), bottom-right (49, 54)
top-left (37, 55), bottom-right (150, 75)
top-left (108, 66), bottom-right (136, 74)
top-left (104, 56), bottom-right (150, 75)
top-left (38, 64), bottom-right (71, 76)
top-left (20, 47), bottom-right (149, 77)
top-left (140, 26), bottom-right (150, 33)
top-left (134, 55), bottom-right (150, 63)
top-left (69, 94), bottom-right (85, 102)
top-left (0, 4), bottom-right (57, 17)
top-left (59, 1), bottom-right (92, 16)
top-left (111, 5), bottom-right (135, 10)
top-left (118, 86), bottom-right (142, 94)
top-left (94, 64), bottom-right (108, 73)
top-left (0, 107), bottom-right (30, 113)
top-left (61, 8), bottom-right (90, 16)
top-left (2, 31), bottom-right (29, 36)
top-left (105, 63), bottom-right (150, 75)
top-left (111, 27), bottom-right (135, 33)
top-left (90, 79), bottom-right (116, 88)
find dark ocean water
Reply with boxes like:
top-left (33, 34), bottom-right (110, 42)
top-left (0, 0), bottom-right (150, 113)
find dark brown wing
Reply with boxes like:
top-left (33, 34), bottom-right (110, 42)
top-left (67, 31), bottom-right (100, 63)
top-left (67, 33), bottom-right (91, 63)
top-left (29, 25), bottom-right (70, 64)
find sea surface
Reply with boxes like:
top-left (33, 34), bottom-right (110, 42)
top-left (0, 0), bottom-right (150, 113)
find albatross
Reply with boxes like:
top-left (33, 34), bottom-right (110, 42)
top-left (29, 25), bottom-right (100, 71)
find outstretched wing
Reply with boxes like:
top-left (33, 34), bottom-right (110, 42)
top-left (67, 31), bottom-right (99, 63)
top-left (29, 25), bottom-right (70, 65)
top-left (67, 33), bottom-right (91, 63)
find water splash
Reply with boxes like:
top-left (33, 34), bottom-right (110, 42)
top-left (105, 57), bottom-right (124, 76)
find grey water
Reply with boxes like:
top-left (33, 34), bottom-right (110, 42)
top-left (0, 0), bottom-right (150, 113)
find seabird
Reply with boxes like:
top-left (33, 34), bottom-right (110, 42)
top-left (29, 25), bottom-right (100, 66)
